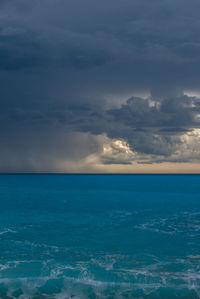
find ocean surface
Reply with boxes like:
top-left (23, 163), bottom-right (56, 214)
top-left (0, 174), bottom-right (199, 299)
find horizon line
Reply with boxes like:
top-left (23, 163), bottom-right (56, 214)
top-left (0, 173), bottom-right (200, 175)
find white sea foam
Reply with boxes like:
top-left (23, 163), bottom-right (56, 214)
top-left (0, 272), bottom-right (199, 299)
top-left (0, 228), bottom-right (16, 235)
top-left (134, 210), bottom-right (200, 236)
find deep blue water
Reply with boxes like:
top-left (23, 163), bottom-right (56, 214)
top-left (0, 174), bottom-right (199, 298)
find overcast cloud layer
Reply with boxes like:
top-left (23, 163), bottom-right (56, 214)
top-left (1, 0), bottom-right (200, 172)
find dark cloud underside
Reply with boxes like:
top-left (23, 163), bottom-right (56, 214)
top-left (1, 0), bottom-right (200, 171)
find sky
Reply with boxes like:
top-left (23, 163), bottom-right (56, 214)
top-left (1, 0), bottom-right (200, 172)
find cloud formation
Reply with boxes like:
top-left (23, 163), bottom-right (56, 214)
top-left (1, 0), bottom-right (200, 171)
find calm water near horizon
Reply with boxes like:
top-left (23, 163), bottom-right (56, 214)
top-left (0, 174), bottom-right (199, 298)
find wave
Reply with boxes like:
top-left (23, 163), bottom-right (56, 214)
top-left (134, 211), bottom-right (200, 236)
top-left (0, 228), bottom-right (16, 236)
top-left (0, 275), bottom-right (199, 299)
top-left (0, 257), bottom-right (199, 299)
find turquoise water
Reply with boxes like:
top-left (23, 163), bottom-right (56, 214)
top-left (0, 174), bottom-right (199, 298)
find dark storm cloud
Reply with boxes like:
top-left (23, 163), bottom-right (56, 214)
top-left (105, 96), bottom-right (200, 156)
top-left (1, 0), bottom-right (200, 170)
top-left (6, 94), bottom-right (200, 158)
top-left (50, 95), bottom-right (200, 157)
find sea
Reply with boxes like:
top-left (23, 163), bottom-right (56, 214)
top-left (0, 174), bottom-right (199, 299)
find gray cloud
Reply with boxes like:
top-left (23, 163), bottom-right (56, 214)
top-left (73, 95), bottom-right (200, 157)
top-left (1, 0), bottom-right (200, 171)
